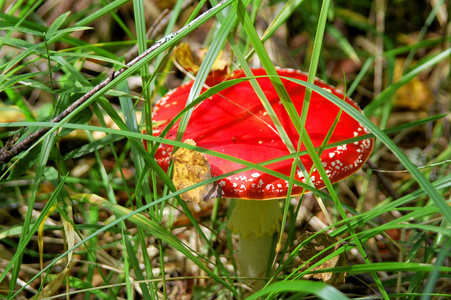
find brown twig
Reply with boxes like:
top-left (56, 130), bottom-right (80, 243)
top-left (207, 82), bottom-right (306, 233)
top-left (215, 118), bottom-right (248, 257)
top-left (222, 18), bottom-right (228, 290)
top-left (0, 53), bottom-right (137, 165)
top-left (0, 0), bottom-right (232, 165)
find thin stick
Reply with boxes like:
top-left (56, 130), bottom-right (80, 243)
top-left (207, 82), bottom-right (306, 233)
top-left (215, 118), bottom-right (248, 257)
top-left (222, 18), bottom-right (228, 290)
top-left (0, 0), bottom-right (232, 165)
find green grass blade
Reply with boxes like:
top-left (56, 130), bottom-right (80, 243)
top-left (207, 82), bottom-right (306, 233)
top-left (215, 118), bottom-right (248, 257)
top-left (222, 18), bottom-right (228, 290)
top-left (364, 48), bottom-right (451, 115)
top-left (175, 3), bottom-right (235, 142)
top-left (247, 280), bottom-right (350, 300)
top-left (284, 77), bottom-right (451, 225)
top-left (0, 174), bottom-right (66, 286)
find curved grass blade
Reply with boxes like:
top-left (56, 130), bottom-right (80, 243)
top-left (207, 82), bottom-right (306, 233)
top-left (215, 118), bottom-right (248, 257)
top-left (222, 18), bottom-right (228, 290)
top-left (246, 280), bottom-right (350, 300)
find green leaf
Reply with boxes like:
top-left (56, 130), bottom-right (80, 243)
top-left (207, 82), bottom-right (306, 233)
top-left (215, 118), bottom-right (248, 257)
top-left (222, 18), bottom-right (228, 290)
top-left (58, 107), bottom-right (93, 138)
top-left (46, 12), bottom-right (71, 37)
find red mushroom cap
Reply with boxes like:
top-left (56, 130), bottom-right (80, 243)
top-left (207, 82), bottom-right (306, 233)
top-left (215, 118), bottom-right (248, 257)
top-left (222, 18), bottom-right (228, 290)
top-left (151, 68), bottom-right (373, 199)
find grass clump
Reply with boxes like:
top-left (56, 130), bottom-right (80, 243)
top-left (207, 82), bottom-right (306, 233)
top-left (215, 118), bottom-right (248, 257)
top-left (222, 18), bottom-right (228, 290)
top-left (0, 0), bottom-right (450, 299)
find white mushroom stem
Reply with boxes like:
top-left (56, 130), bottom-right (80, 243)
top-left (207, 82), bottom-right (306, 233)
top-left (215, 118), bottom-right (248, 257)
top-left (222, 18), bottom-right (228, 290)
top-left (228, 199), bottom-right (282, 291)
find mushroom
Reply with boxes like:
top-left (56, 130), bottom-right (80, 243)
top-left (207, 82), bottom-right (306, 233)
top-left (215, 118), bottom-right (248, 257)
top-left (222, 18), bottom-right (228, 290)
top-left (150, 68), bottom-right (373, 291)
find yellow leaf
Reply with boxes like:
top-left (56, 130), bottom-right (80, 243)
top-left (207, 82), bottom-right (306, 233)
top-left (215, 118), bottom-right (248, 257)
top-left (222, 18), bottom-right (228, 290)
top-left (174, 43), bottom-right (201, 73)
top-left (30, 268), bottom-right (70, 300)
top-left (393, 58), bottom-right (433, 111)
top-left (38, 203), bottom-right (57, 276)
top-left (174, 43), bottom-right (229, 77)
top-left (0, 103), bottom-right (26, 123)
top-left (172, 139), bottom-right (221, 203)
top-left (60, 198), bottom-right (75, 268)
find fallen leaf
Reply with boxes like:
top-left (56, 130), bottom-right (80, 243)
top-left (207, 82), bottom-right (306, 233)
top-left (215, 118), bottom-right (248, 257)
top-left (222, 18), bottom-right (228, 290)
top-left (30, 267), bottom-right (70, 300)
top-left (0, 104), bottom-right (26, 123)
top-left (174, 43), bottom-right (201, 73)
top-left (38, 202), bottom-right (58, 274)
top-left (172, 139), bottom-right (221, 203)
top-left (393, 58), bottom-right (433, 111)
top-left (60, 198), bottom-right (75, 268)
top-left (174, 43), bottom-right (229, 78)
top-left (297, 231), bottom-right (347, 287)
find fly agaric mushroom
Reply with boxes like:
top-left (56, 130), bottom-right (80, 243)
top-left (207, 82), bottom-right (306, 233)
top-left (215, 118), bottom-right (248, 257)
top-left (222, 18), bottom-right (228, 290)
top-left (150, 68), bottom-right (373, 290)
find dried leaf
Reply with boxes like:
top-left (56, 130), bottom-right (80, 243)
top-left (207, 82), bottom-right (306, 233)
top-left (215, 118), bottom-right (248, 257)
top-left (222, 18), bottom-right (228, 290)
top-left (298, 232), bottom-right (347, 287)
top-left (60, 198), bottom-right (75, 268)
top-left (0, 104), bottom-right (26, 123)
top-left (174, 43), bottom-right (201, 73)
top-left (172, 139), bottom-right (221, 203)
top-left (197, 48), bottom-right (229, 76)
top-left (30, 268), bottom-right (70, 300)
top-left (393, 58), bottom-right (433, 111)
top-left (38, 203), bottom-right (57, 274)
top-left (174, 42), bottom-right (229, 77)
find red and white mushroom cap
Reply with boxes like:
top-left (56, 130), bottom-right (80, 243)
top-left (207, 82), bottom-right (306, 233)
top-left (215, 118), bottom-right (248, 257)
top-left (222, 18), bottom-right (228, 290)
top-left (151, 68), bottom-right (373, 199)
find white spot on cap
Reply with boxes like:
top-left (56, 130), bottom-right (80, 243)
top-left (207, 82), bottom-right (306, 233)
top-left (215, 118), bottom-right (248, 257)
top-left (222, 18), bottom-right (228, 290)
top-left (296, 170), bottom-right (304, 178)
top-left (251, 173), bottom-right (260, 178)
top-left (266, 184), bottom-right (274, 190)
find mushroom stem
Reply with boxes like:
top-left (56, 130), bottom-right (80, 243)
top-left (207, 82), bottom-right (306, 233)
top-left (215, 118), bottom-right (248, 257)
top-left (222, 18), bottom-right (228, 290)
top-left (228, 199), bottom-right (282, 291)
